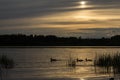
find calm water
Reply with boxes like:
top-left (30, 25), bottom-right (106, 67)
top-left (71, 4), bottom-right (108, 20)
top-left (0, 47), bottom-right (120, 80)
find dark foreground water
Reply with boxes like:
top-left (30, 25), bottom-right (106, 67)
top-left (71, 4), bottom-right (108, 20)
top-left (0, 47), bottom-right (120, 80)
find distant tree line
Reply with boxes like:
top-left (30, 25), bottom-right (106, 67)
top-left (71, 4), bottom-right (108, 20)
top-left (0, 34), bottom-right (120, 46)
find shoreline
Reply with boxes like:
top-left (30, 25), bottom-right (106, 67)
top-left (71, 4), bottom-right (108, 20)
top-left (7, 76), bottom-right (114, 80)
top-left (0, 46), bottom-right (120, 48)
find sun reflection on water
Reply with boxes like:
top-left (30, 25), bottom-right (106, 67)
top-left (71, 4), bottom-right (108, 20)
top-left (80, 78), bottom-right (85, 80)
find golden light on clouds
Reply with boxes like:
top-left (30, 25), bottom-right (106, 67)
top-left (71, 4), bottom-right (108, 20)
top-left (0, 1), bottom-right (119, 31)
top-left (0, 0), bottom-right (119, 38)
top-left (79, 1), bottom-right (87, 8)
top-left (80, 1), bottom-right (86, 5)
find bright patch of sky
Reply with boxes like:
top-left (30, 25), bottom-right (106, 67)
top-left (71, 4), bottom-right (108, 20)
top-left (0, 0), bottom-right (120, 38)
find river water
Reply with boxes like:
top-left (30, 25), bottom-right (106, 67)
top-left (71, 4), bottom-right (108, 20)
top-left (0, 47), bottom-right (120, 80)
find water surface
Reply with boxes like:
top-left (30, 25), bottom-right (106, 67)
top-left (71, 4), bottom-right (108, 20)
top-left (0, 47), bottom-right (120, 80)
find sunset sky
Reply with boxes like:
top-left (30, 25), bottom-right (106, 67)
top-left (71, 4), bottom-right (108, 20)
top-left (0, 0), bottom-right (120, 38)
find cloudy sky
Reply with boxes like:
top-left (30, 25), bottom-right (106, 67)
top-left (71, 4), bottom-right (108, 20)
top-left (0, 0), bottom-right (120, 38)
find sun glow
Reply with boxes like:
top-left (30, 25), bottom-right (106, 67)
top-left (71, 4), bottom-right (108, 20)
top-left (79, 1), bottom-right (87, 8)
top-left (80, 1), bottom-right (86, 5)
top-left (80, 78), bottom-right (85, 80)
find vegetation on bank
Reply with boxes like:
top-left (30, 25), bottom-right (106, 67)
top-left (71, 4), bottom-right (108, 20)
top-left (0, 55), bottom-right (14, 69)
top-left (0, 55), bottom-right (15, 80)
top-left (94, 52), bottom-right (120, 75)
top-left (0, 34), bottom-right (120, 46)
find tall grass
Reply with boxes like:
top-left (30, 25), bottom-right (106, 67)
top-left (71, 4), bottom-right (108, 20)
top-left (94, 52), bottom-right (120, 75)
top-left (0, 55), bottom-right (15, 80)
top-left (0, 55), bottom-right (14, 69)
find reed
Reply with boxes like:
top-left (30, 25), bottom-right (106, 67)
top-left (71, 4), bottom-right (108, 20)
top-left (0, 55), bottom-right (15, 80)
top-left (94, 52), bottom-right (120, 75)
top-left (0, 55), bottom-right (14, 69)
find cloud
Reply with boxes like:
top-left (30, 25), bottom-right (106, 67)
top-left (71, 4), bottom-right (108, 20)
top-left (0, 0), bottom-right (79, 19)
top-left (45, 20), bottom-right (105, 25)
top-left (0, 0), bottom-right (120, 20)
top-left (0, 0), bottom-right (120, 37)
top-left (108, 19), bottom-right (120, 21)
top-left (0, 27), bottom-right (120, 38)
top-left (0, 27), bottom-right (72, 37)
top-left (72, 28), bottom-right (120, 38)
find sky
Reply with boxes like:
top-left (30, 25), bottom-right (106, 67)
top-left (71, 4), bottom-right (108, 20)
top-left (0, 0), bottom-right (120, 38)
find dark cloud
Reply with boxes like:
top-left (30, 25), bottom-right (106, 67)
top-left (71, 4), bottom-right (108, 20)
top-left (0, 27), bottom-right (71, 37)
top-left (0, 19), bottom-right (106, 28)
top-left (0, 0), bottom-right (120, 38)
top-left (108, 19), bottom-right (120, 21)
top-left (46, 20), bottom-right (104, 25)
top-left (0, 0), bottom-right (78, 19)
top-left (0, 27), bottom-right (119, 38)
top-left (77, 28), bottom-right (120, 31)
top-left (0, 0), bottom-right (120, 19)
top-left (73, 28), bottom-right (120, 38)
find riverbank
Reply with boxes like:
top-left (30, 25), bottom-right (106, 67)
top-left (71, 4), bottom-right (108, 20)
top-left (6, 76), bottom-right (114, 80)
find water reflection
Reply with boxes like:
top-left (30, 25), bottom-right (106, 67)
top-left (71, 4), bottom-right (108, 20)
top-left (0, 47), bottom-right (120, 79)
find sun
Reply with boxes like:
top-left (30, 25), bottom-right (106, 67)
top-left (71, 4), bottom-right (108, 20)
top-left (79, 1), bottom-right (87, 8)
top-left (80, 1), bottom-right (86, 5)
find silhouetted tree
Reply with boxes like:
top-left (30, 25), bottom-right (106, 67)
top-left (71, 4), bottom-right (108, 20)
top-left (0, 34), bottom-right (120, 46)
